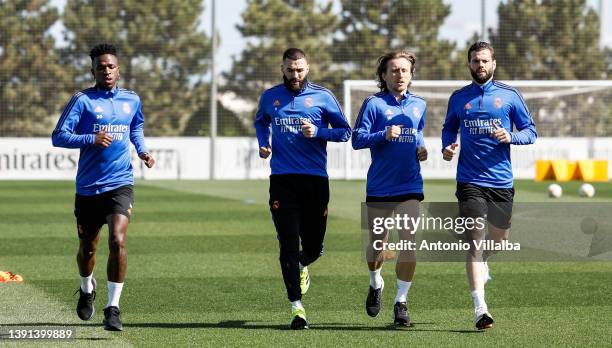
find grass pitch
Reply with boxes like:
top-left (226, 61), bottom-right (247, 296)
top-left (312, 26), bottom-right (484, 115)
top-left (1, 180), bottom-right (611, 347)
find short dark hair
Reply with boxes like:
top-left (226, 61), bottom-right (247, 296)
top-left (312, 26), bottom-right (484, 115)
top-left (90, 43), bottom-right (118, 63)
top-left (467, 41), bottom-right (495, 62)
top-left (376, 50), bottom-right (417, 92)
top-left (282, 48), bottom-right (307, 61)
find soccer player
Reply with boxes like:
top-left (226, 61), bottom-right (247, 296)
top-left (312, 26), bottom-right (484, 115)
top-left (52, 43), bottom-right (155, 331)
top-left (352, 50), bottom-right (427, 327)
top-left (254, 48), bottom-right (351, 329)
top-left (441, 41), bottom-right (537, 330)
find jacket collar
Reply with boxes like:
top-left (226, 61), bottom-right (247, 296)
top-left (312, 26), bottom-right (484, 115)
top-left (472, 78), bottom-right (494, 92)
top-left (95, 85), bottom-right (120, 97)
top-left (384, 90), bottom-right (410, 105)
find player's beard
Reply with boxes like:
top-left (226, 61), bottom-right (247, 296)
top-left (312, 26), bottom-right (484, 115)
top-left (470, 67), bottom-right (493, 84)
top-left (283, 75), bottom-right (307, 92)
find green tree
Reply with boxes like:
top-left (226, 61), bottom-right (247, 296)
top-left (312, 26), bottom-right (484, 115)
top-left (488, 0), bottom-right (612, 138)
top-left (223, 0), bottom-right (339, 104)
top-left (490, 0), bottom-right (608, 80)
top-left (333, 0), bottom-right (462, 81)
top-left (61, 0), bottom-right (211, 136)
top-left (0, 0), bottom-right (68, 136)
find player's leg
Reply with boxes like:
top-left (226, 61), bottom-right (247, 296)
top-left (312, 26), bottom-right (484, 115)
top-left (298, 175), bottom-right (330, 274)
top-left (364, 199), bottom-right (392, 318)
top-left (482, 188), bottom-right (514, 262)
top-left (77, 227), bottom-right (102, 287)
top-left (463, 205), bottom-right (493, 329)
top-left (273, 209), bottom-right (301, 302)
top-left (269, 175), bottom-right (307, 329)
top-left (76, 225), bottom-right (102, 321)
top-left (74, 194), bottom-right (104, 321)
top-left (393, 198), bottom-right (420, 327)
top-left (103, 186), bottom-right (133, 331)
top-left (457, 183), bottom-right (493, 329)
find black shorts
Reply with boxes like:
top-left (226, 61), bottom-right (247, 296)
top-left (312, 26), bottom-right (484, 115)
top-left (74, 185), bottom-right (134, 238)
top-left (455, 182), bottom-right (514, 229)
top-left (366, 193), bottom-right (424, 203)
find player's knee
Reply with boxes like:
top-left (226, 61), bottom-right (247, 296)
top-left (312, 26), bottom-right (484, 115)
top-left (467, 243), bottom-right (486, 261)
top-left (279, 247), bottom-right (294, 262)
top-left (79, 245), bottom-right (97, 257)
top-left (79, 238), bottom-right (97, 256)
top-left (397, 249), bottom-right (416, 263)
top-left (108, 234), bottom-right (126, 252)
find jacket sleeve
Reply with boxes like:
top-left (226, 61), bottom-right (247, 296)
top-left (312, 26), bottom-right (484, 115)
top-left (510, 91), bottom-right (537, 145)
top-left (351, 97), bottom-right (386, 150)
top-left (51, 94), bottom-right (95, 148)
top-left (130, 97), bottom-right (149, 155)
top-left (416, 105), bottom-right (426, 147)
top-left (441, 96), bottom-right (460, 151)
top-left (254, 93), bottom-right (272, 148)
top-left (316, 91), bottom-right (351, 142)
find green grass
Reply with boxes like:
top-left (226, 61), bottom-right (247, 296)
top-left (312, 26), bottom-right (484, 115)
top-left (1, 180), bottom-right (611, 346)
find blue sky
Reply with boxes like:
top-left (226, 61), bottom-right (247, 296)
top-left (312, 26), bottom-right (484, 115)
top-left (51, 0), bottom-right (612, 73)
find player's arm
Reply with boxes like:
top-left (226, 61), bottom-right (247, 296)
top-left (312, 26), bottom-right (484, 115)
top-left (509, 91), bottom-right (537, 145)
top-left (416, 106), bottom-right (427, 161)
top-left (51, 95), bottom-right (95, 148)
top-left (254, 94), bottom-right (272, 158)
top-left (351, 98), bottom-right (386, 150)
top-left (311, 92), bottom-right (351, 142)
top-left (130, 99), bottom-right (154, 168)
top-left (441, 97), bottom-right (460, 160)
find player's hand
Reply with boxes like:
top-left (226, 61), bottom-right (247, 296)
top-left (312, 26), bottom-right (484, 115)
top-left (416, 146), bottom-right (428, 162)
top-left (491, 122), bottom-right (511, 144)
top-left (301, 119), bottom-right (317, 138)
top-left (385, 125), bottom-right (403, 141)
top-left (259, 146), bottom-right (272, 159)
top-left (94, 130), bottom-right (113, 148)
top-left (139, 152), bottom-right (155, 168)
top-left (443, 143), bottom-right (458, 161)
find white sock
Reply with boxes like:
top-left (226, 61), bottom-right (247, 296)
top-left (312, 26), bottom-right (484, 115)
top-left (394, 279), bottom-right (412, 304)
top-left (291, 300), bottom-right (303, 310)
top-left (471, 290), bottom-right (487, 313)
top-left (80, 274), bottom-right (94, 294)
top-left (369, 268), bottom-right (383, 289)
top-left (106, 281), bottom-right (124, 309)
top-left (299, 262), bottom-right (305, 271)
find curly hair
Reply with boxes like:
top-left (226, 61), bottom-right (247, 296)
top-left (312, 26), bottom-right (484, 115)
top-left (89, 43), bottom-right (118, 62)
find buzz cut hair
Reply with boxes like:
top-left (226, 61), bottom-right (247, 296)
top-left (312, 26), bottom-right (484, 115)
top-left (89, 43), bottom-right (118, 63)
top-left (282, 48), bottom-right (307, 61)
top-left (467, 41), bottom-right (495, 62)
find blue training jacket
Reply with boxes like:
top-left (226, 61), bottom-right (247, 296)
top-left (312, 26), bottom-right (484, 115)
top-left (352, 91), bottom-right (426, 197)
top-left (52, 86), bottom-right (148, 196)
top-left (441, 80), bottom-right (537, 188)
top-left (254, 81), bottom-right (351, 177)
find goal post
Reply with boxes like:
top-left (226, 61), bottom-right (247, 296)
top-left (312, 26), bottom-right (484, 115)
top-left (342, 79), bottom-right (612, 180)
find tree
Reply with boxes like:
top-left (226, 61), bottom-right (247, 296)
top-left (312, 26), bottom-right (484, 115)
top-left (0, 0), bottom-right (69, 136)
top-left (488, 0), bottom-right (612, 137)
top-left (61, 0), bottom-right (211, 136)
top-left (223, 0), bottom-right (339, 104)
top-left (333, 0), bottom-right (462, 81)
top-left (490, 0), bottom-right (608, 80)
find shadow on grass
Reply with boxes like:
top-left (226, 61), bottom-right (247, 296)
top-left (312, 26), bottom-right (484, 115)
top-left (3, 321), bottom-right (483, 333)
